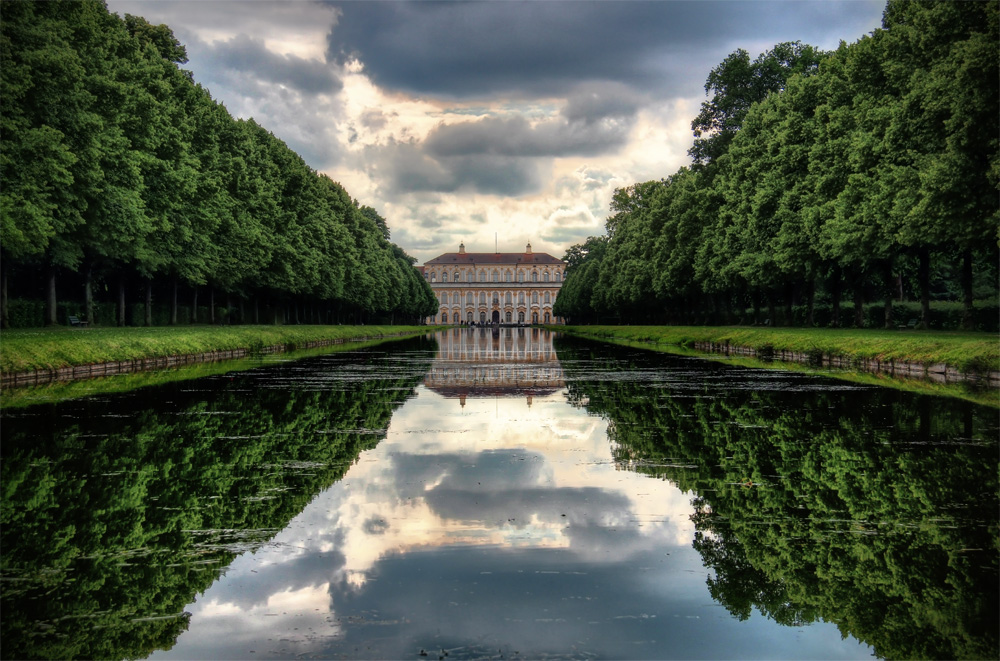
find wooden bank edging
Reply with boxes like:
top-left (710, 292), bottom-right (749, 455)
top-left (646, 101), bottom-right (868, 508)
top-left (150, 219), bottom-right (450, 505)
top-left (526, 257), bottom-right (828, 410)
top-left (689, 340), bottom-right (1000, 386)
top-left (0, 331), bottom-right (421, 389)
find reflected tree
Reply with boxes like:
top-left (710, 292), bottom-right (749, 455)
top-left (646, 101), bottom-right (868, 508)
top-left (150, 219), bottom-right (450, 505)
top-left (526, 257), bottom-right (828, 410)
top-left (556, 337), bottom-right (999, 660)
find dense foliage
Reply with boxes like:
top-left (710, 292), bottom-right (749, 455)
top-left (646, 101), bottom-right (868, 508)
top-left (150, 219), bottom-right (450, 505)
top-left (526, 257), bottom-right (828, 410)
top-left (0, 0), bottom-right (437, 328)
top-left (557, 337), bottom-right (998, 660)
top-left (0, 338), bottom-right (435, 659)
top-left (555, 1), bottom-right (999, 330)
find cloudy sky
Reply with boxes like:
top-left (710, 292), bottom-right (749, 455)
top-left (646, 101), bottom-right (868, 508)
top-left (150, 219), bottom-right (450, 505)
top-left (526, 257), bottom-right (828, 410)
top-left (104, 0), bottom-right (885, 264)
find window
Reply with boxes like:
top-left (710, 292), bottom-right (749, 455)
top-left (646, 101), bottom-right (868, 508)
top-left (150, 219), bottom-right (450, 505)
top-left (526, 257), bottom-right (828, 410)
top-left (505, 292), bottom-right (512, 305)
top-left (519, 292), bottom-right (525, 305)
top-left (492, 270), bottom-right (498, 282)
top-left (517, 271), bottom-right (524, 283)
top-left (531, 271), bottom-right (538, 282)
top-left (544, 291), bottom-right (550, 304)
top-left (505, 311), bottom-right (512, 322)
top-left (467, 271), bottom-right (473, 282)
top-left (543, 272), bottom-right (549, 282)
top-left (453, 271), bottom-right (459, 281)
top-left (442, 312), bottom-right (448, 323)
top-left (466, 292), bottom-right (474, 305)
top-left (442, 272), bottom-right (448, 282)
top-left (532, 292), bottom-right (538, 304)
top-left (430, 272), bottom-right (436, 282)
top-left (544, 312), bottom-right (550, 323)
top-left (492, 294), bottom-right (499, 306)
top-left (555, 271), bottom-right (561, 282)
top-left (479, 292), bottom-right (487, 305)
top-left (479, 270), bottom-right (485, 282)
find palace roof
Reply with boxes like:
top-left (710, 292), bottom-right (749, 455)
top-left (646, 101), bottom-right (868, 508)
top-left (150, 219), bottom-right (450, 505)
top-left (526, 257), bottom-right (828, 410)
top-left (425, 252), bottom-right (563, 266)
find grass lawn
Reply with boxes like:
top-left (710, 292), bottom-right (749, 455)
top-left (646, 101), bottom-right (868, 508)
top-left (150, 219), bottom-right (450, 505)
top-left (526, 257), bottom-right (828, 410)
top-left (557, 325), bottom-right (1000, 374)
top-left (0, 324), bottom-right (428, 374)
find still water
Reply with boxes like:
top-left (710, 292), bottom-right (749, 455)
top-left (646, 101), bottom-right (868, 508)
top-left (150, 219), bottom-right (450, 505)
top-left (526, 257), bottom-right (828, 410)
top-left (1, 328), bottom-right (997, 660)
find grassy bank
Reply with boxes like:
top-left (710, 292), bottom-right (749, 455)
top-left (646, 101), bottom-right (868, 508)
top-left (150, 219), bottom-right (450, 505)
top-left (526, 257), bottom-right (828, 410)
top-left (0, 325), bottom-right (428, 375)
top-left (556, 325), bottom-right (1000, 375)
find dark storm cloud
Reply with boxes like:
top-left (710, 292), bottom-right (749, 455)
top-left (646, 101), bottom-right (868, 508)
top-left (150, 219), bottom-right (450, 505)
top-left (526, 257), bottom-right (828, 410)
top-left (365, 141), bottom-right (545, 196)
top-left (195, 33), bottom-right (342, 96)
top-left (325, 1), bottom-right (884, 98)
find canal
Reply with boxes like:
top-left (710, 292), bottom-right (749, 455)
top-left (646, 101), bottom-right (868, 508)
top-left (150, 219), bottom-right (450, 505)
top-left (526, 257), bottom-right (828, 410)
top-left (1, 328), bottom-right (997, 660)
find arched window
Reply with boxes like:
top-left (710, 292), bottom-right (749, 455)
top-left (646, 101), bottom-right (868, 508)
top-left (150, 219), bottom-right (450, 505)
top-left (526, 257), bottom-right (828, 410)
top-left (531, 271), bottom-right (538, 282)
top-left (430, 272), bottom-right (437, 282)
top-left (440, 293), bottom-right (447, 304)
top-left (543, 272), bottom-right (549, 282)
top-left (479, 292), bottom-right (487, 305)
top-left (555, 271), bottom-right (562, 282)
top-left (453, 271), bottom-right (459, 281)
top-left (442, 272), bottom-right (448, 282)
top-left (478, 270), bottom-right (486, 282)
top-left (466, 292), bottom-right (474, 305)
top-left (532, 292), bottom-right (539, 304)
top-left (492, 270), bottom-right (499, 282)
top-left (544, 291), bottom-right (550, 304)
top-left (442, 312), bottom-right (448, 323)
top-left (492, 293), bottom-right (499, 306)
top-left (467, 271), bottom-right (473, 282)
top-left (505, 292), bottom-right (512, 305)
top-left (544, 312), bottom-right (550, 323)
top-left (505, 311), bottom-right (512, 323)
top-left (519, 292), bottom-right (525, 305)
top-left (517, 271), bottom-right (524, 283)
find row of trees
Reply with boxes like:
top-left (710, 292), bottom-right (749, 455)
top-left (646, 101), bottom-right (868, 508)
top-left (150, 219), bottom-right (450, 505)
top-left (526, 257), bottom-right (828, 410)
top-left (1, 0), bottom-right (438, 328)
top-left (555, 1), bottom-right (998, 329)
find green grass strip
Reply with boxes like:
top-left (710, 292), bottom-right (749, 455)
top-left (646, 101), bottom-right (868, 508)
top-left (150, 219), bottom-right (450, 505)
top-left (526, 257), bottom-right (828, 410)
top-left (0, 325), bottom-right (428, 374)
top-left (0, 337), bottom-right (403, 409)
top-left (557, 325), bottom-right (1000, 374)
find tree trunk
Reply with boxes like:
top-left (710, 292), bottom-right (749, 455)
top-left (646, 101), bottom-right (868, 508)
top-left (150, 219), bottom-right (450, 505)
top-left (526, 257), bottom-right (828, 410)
top-left (170, 276), bottom-right (178, 325)
top-left (752, 291), bottom-right (761, 326)
top-left (1, 259), bottom-right (8, 329)
top-left (46, 265), bottom-right (58, 326)
top-left (766, 291), bottom-right (776, 327)
top-left (209, 288), bottom-right (215, 324)
top-left (226, 293), bottom-right (232, 325)
top-left (84, 263), bottom-right (94, 325)
top-left (918, 249), bottom-right (930, 329)
top-left (853, 272), bottom-right (865, 329)
top-left (192, 287), bottom-right (198, 324)
top-left (784, 282), bottom-right (794, 326)
top-left (883, 260), bottom-right (894, 329)
top-left (239, 298), bottom-right (245, 325)
top-left (960, 249), bottom-right (974, 330)
top-left (118, 276), bottom-right (126, 327)
top-left (253, 297), bottom-right (259, 324)
top-left (806, 277), bottom-right (816, 327)
top-left (830, 264), bottom-right (841, 328)
top-left (144, 280), bottom-right (152, 327)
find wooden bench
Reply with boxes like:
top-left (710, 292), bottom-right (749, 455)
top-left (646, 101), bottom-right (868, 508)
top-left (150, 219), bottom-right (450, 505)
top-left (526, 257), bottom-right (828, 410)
top-left (68, 315), bottom-right (89, 328)
top-left (898, 318), bottom-right (918, 330)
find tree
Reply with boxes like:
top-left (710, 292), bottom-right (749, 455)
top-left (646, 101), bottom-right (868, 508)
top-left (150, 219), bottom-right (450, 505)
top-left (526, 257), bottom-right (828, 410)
top-left (690, 41), bottom-right (825, 165)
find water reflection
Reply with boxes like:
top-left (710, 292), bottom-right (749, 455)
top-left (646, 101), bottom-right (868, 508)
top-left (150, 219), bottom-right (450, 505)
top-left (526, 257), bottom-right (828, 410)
top-left (425, 326), bottom-right (564, 403)
top-left (1, 329), bottom-right (994, 660)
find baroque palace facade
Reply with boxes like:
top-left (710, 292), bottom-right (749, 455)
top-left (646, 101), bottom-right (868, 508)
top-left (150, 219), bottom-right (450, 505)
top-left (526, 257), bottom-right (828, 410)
top-left (419, 243), bottom-right (566, 325)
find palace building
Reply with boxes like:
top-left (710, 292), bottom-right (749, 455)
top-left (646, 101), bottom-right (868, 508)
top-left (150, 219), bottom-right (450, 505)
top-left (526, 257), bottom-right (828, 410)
top-left (419, 242), bottom-right (566, 325)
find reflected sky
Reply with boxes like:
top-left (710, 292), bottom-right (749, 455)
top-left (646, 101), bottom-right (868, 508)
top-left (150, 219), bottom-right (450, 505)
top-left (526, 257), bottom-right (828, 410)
top-left (151, 329), bottom-right (872, 660)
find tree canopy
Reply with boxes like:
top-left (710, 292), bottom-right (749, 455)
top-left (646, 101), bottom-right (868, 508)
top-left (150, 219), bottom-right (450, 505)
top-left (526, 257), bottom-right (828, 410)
top-left (559, 0), bottom-right (998, 330)
top-left (0, 0), bottom-right (437, 327)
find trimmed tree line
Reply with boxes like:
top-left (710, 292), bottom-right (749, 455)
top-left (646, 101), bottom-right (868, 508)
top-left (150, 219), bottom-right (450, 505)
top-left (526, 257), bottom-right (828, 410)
top-left (555, 1), bottom-right (998, 330)
top-left (1, 0), bottom-right (438, 328)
